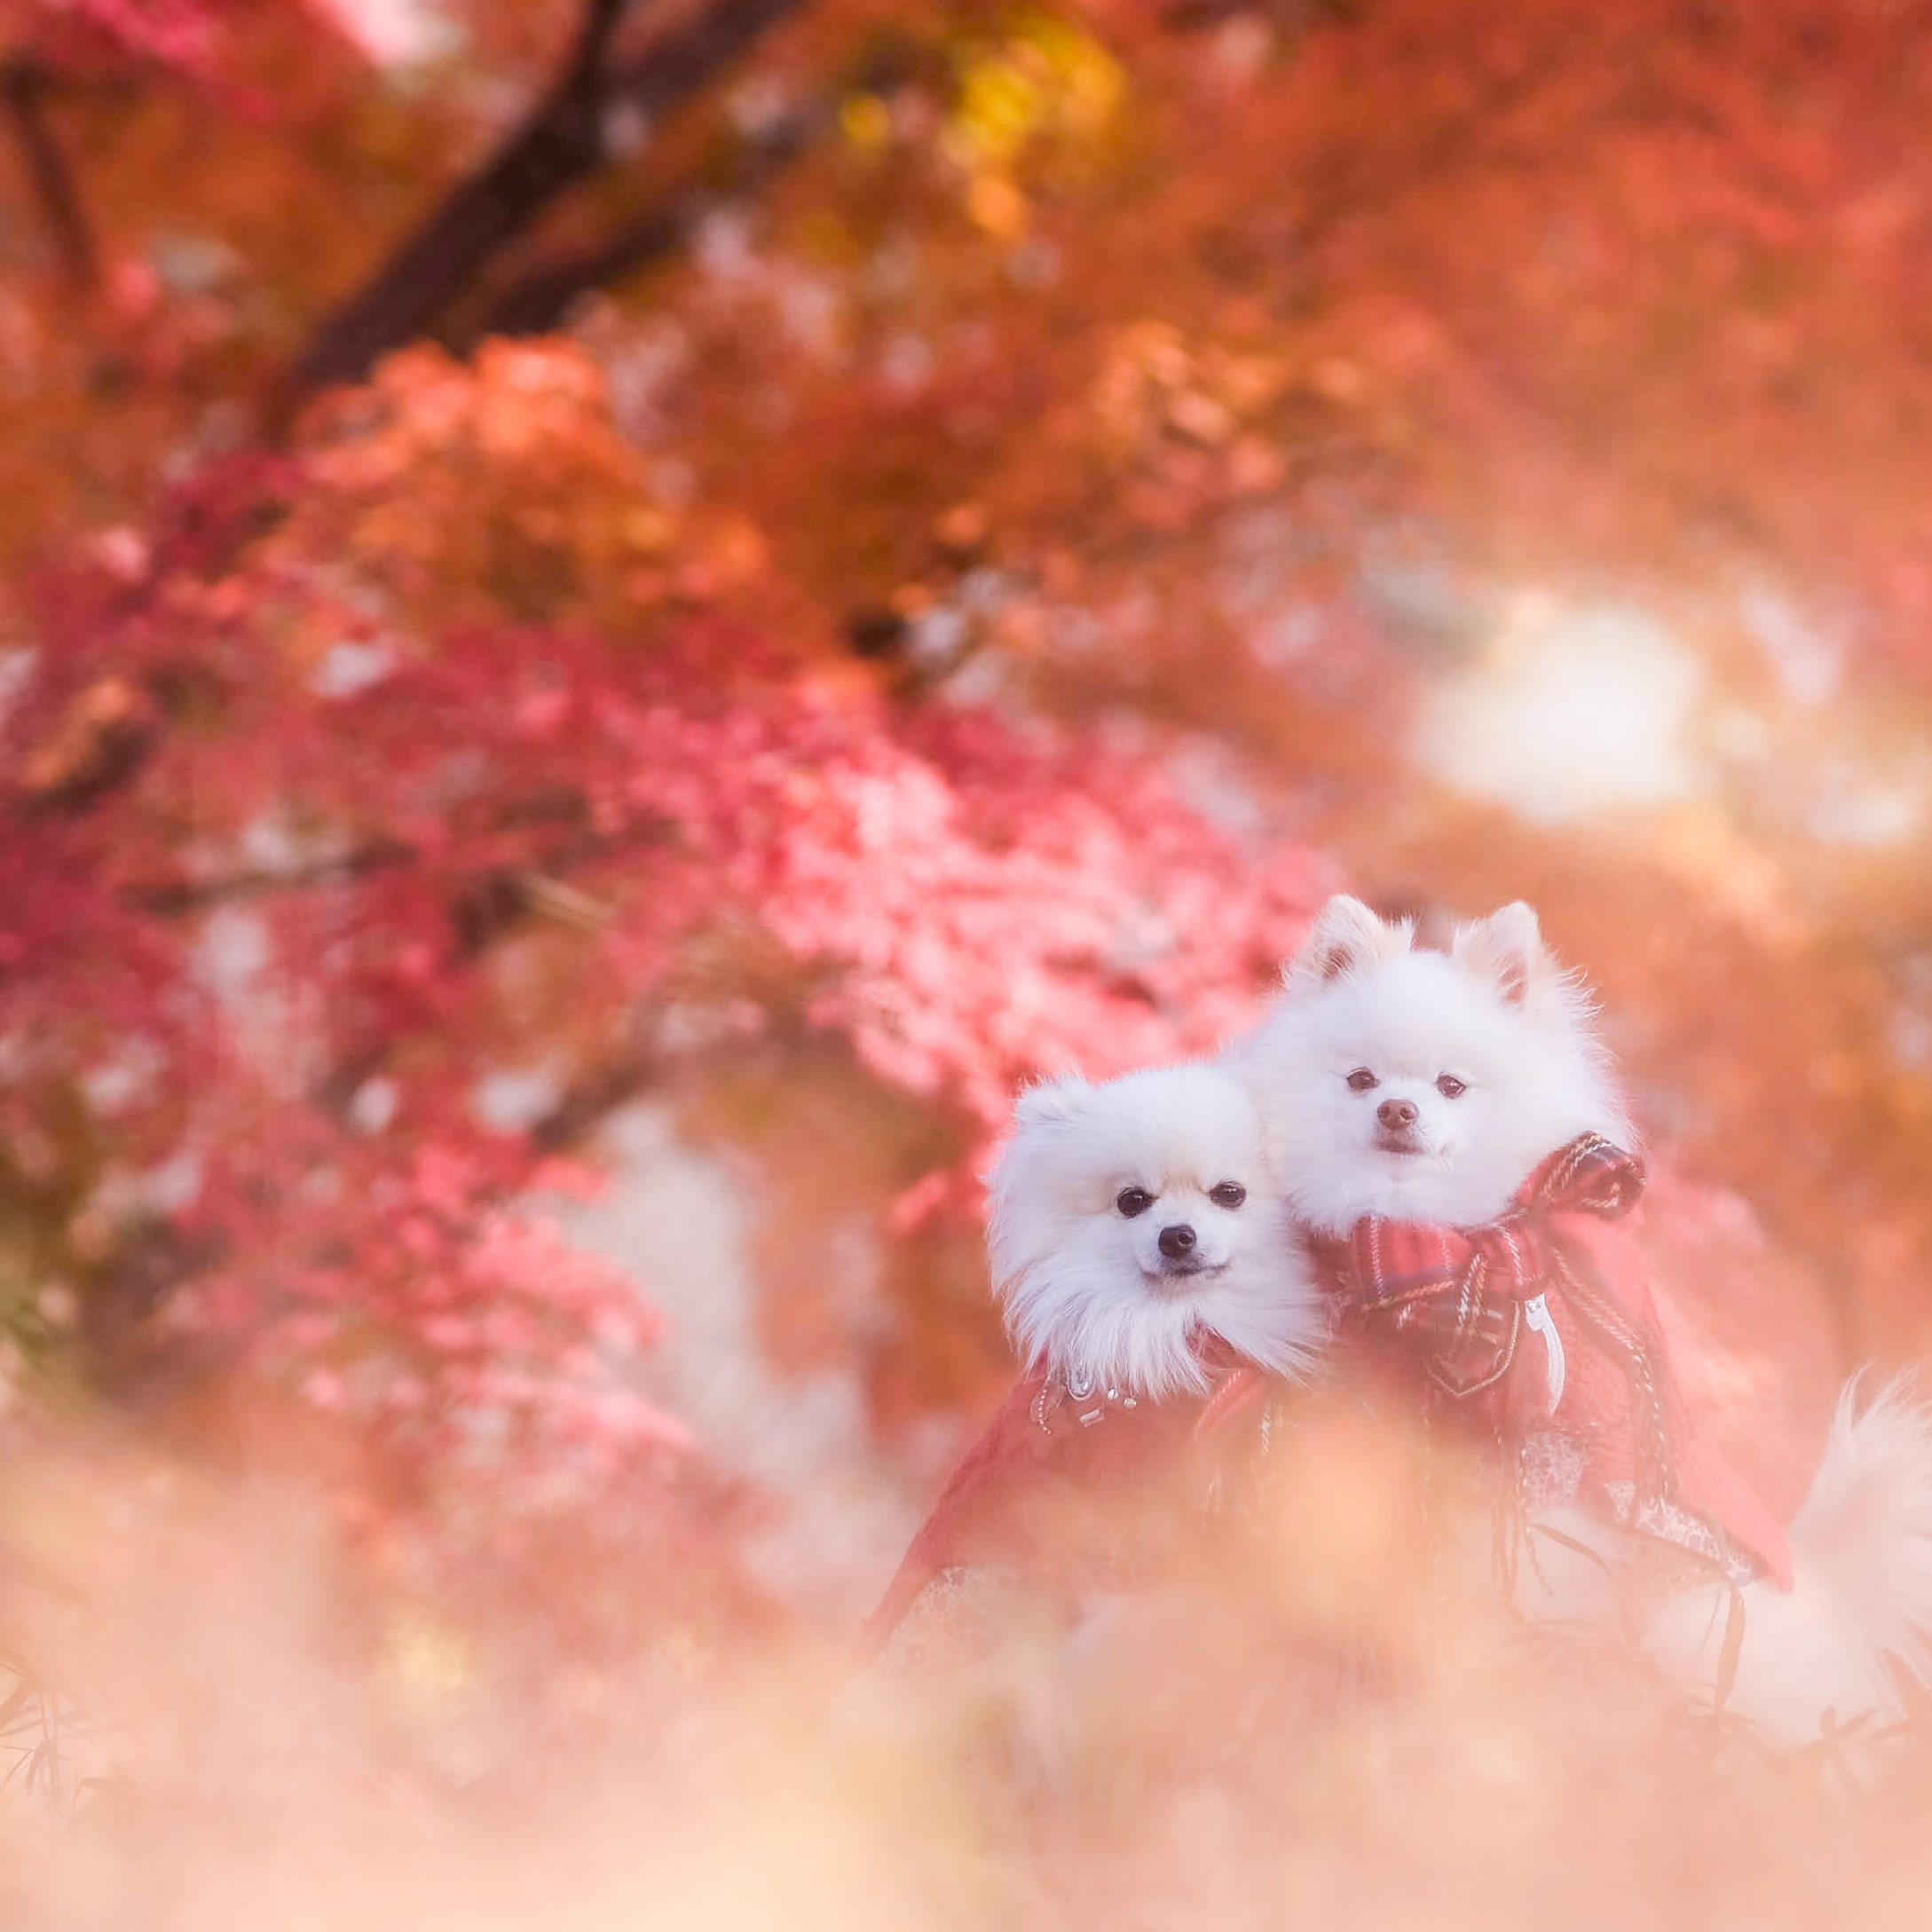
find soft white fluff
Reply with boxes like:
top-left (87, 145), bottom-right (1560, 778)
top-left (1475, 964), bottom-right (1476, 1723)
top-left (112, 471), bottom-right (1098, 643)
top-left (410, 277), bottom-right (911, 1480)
top-left (1238, 892), bottom-right (1932, 1755)
top-left (1644, 1379), bottom-right (1932, 1748)
top-left (1232, 895), bottom-right (1633, 1235)
top-left (987, 1063), bottom-right (1323, 1401)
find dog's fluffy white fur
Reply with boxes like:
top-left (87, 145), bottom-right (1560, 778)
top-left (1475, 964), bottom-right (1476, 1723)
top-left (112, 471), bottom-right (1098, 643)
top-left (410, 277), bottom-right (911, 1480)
top-left (1234, 893), bottom-right (1633, 1236)
top-left (987, 1062), bottom-right (1322, 1401)
top-left (1649, 1378), bottom-right (1932, 1748)
top-left (1234, 894), bottom-right (1932, 1753)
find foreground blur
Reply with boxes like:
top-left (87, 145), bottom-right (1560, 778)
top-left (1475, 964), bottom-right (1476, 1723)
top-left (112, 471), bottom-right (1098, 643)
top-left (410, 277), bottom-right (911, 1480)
top-left (2, 1395), bottom-right (1927, 1932)
top-left (7, 3), bottom-right (1932, 1923)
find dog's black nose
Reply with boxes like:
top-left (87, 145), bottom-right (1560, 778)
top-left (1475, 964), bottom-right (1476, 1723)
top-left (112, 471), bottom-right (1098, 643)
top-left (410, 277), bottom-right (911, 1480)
top-left (1158, 1223), bottom-right (1196, 1259)
top-left (1377, 1097), bottom-right (1418, 1131)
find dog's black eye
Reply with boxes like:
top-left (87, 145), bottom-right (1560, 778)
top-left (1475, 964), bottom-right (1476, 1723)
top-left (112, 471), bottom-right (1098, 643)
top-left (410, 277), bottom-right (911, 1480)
top-left (1116, 1187), bottom-right (1154, 1218)
top-left (1208, 1182), bottom-right (1246, 1209)
top-left (1345, 1068), bottom-right (1377, 1092)
top-left (1436, 1074), bottom-right (1467, 1100)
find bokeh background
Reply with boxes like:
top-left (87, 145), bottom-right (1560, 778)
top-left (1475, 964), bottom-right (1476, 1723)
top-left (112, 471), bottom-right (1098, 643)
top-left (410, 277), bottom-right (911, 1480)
top-left (4, 0), bottom-right (1932, 1919)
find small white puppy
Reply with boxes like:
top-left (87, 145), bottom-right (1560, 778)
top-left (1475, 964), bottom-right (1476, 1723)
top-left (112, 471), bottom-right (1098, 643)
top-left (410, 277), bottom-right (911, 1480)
top-left (1234, 893), bottom-right (1932, 1755)
top-left (988, 1062), bottom-right (1322, 1401)
top-left (1237, 892), bottom-right (1632, 1236)
top-left (840, 1063), bottom-right (1321, 1777)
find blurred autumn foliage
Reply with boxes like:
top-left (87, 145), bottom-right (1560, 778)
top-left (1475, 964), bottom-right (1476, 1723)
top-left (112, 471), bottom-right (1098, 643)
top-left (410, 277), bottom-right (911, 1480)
top-left (4, 0), bottom-right (1932, 1832)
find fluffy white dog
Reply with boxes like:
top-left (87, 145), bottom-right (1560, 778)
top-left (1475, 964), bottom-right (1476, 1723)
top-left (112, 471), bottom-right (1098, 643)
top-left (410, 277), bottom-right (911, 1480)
top-left (1238, 893), bottom-right (1633, 1236)
top-left (1234, 893), bottom-right (1932, 1753)
top-left (843, 1063), bottom-right (1324, 1778)
top-left (987, 1061), bottom-right (1323, 1402)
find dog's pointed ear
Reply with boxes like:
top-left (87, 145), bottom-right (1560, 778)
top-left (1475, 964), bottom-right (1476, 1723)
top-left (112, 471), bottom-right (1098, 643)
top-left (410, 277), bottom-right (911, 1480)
top-left (1013, 1073), bottom-right (1093, 1132)
top-left (1452, 901), bottom-right (1552, 1007)
top-left (1284, 895), bottom-right (1411, 990)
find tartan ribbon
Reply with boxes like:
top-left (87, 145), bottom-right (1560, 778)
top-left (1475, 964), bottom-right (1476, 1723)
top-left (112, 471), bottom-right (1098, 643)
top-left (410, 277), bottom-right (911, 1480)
top-left (1328, 1135), bottom-right (1674, 1496)
top-left (1346, 1134), bottom-right (1644, 1315)
top-left (1315, 1132), bottom-right (1800, 1586)
top-left (1335, 1133), bottom-right (1643, 1397)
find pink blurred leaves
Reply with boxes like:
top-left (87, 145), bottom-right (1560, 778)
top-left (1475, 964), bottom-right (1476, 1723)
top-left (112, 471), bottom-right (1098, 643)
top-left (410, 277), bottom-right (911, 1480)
top-left (2, 363), bottom-right (1331, 1534)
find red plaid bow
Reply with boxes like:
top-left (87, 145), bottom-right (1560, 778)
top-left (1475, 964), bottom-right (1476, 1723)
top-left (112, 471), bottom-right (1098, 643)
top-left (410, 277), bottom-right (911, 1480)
top-left (1320, 1133), bottom-right (1792, 1589)
top-left (1341, 1133), bottom-right (1644, 1403)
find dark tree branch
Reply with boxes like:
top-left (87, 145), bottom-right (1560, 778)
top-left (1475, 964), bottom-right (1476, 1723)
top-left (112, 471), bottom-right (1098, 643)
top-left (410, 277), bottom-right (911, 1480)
top-left (480, 91), bottom-right (822, 338)
top-left (483, 202), bottom-right (684, 340)
top-left (288, 0), bottom-right (812, 399)
top-left (1, 57), bottom-right (98, 292)
top-left (598, 0), bottom-right (808, 121)
top-left (117, 839), bottom-right (416, 915)
top-left (289, 0), bottom-right (642, 396)
top-left (530, 1050), bottom-right (657, 1151)
top-left (564, 0), bottom-right (640, 94)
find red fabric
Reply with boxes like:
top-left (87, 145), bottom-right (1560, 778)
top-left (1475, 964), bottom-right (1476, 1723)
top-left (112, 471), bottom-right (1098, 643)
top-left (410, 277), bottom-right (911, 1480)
top-left (1553, 1217), bottom-right (1793, 1588)
top-left (1323, 1135), bottom-right (1793, 1589)
top-left (861, 1352), bottom-right (1266, 1658)
top-left (1340, 1136), bottom-right (1644, 1398)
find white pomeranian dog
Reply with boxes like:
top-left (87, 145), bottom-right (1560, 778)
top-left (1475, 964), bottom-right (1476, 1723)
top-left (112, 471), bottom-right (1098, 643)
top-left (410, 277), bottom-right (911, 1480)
top-left (1234, 893), bottom-right (1932, 1753)
top-left (840, 1063), bottom-right (1323, 1777)
top-left (1237, 894), bottom-right (1634, 1238)
top-left (988, 1061), bottom-right (1323, 1401)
